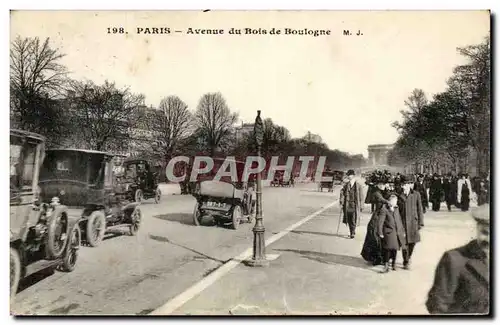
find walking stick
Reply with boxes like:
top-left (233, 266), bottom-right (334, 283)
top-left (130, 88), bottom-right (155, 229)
top-left (336, 207), bottom-right (343, 235)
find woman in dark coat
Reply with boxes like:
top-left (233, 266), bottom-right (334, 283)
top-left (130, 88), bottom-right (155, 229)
top-left (361, 175), bottom-right (390, 265)
top-left (377, 194), bottom-right (406, 272)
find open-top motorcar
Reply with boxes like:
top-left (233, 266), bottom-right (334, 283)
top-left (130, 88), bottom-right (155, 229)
top-left (38, 149), bottom-right (142, 247)
top-left (192, 158), bottom-right (255, 230)
top-left (10, 130), bottom-right (80, 299)
top-left (119, 158), bottom-right (162, 203)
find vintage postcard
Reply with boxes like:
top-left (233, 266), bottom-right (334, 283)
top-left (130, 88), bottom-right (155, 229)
top-left (9, 10), bottom-right (491, 316)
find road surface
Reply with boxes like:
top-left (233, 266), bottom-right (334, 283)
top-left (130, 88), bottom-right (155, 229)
top-left (11, 182), bottom-right (338, 315)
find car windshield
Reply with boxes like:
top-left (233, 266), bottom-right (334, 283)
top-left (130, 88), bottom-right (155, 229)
top-left (10, 137), bottom-right (38, 191)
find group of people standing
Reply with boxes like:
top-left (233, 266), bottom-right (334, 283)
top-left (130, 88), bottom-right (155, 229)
top-left (413, 172), bottom-right (489, 212)
top-left (340, 170), bottom-right (423, 272)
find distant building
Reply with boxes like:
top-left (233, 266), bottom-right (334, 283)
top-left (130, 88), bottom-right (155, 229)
top-left (367, 144), bottom-right (394, 166)
top-left (235, 122), bottom-right (254, 142)
top-left (303, 131), bottom-right (322, 143)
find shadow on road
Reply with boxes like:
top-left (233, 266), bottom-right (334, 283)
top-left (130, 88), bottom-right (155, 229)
top-left (291, 230), bottom-right (348, 239)
top-left (149, 234), bottom-right (226, 264)
top-left (274, 248), bottom-right (375, 271)
top-left (154, 213), bottom-right (217, 226)
top-left (17, 267), bottom-right (56, 294)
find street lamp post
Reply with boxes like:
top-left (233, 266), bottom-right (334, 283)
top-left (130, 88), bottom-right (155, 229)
top-left (247, 110), bottom-right (269, 267)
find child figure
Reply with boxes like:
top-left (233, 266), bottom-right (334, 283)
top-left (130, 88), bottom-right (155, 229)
top-left (378, 194), bottom-right (406, 273)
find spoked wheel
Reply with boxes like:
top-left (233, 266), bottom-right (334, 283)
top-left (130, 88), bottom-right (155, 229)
top-left (86, 211), bottom-right (106, 247)
top-left (10, 248), bottom-right (21, 299)
top-left (154, 188), bottom-right (162, 204)
top-left (193, 202), bottom-right (203, 226)
top-left (135, 189), bottom-right (143, 203)
top-left (129, 208), bottom-right (142, 236)
top-left (45, 209), bottom-right (70, 260)
top-left (231, 205), bottom-right (242, 230)
top-left (61, 224), bottom-right (81, 272)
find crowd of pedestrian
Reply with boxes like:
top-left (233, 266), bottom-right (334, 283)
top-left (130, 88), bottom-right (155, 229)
top-left (338, 168), bottom-right (490, 314)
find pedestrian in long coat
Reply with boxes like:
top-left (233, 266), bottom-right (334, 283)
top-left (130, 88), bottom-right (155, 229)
top-left (377, 194), bottom-right (406, 272)
top-left (413, 174), bottom-right (429, 213)
top-left (429, 174), bottom-right (444, 211)
top-left (426, 204), bottom-right (490, 314)
top-left (339, 169), bottom-right (363, 238)
top-left (476, 179), bottom-right (489, 206)
top-left (457, 173), bottom-right (472, 211)
top-left (395, 178), bottom-right (424, 269)
top-left (442, 174), bottom-right (457, 211)
top-left (361, 175), bottom-right (390, 265)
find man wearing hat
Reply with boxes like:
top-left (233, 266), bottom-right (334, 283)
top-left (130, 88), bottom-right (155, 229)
top-left (339, 169), bottom-right (363, 239)
top-left (413, 173), bottom-right (429, 214)
top-left (395, 176), bottom-right (424, 270)
top-left (426, 204), bottom-right (490, 314)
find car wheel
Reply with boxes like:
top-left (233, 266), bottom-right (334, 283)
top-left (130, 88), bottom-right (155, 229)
top-left (129, 208), bottom-right (142, 236)
top-left (135, 189), bottom-right (143, 203)
top-left (45, 208), bottom-right (70, 260)
top-left (154, 188), bottom-right (161, 204)
top-left (231, 205), bottom-right (242, 230)
top-left (86, 211), bottom-right (106, 247)
top-left (61, 224), bottom-right (81, 272)
top-left (10, 248), bottom-right (21, 299)
top-left (193, 202), bottom-right (202, 226)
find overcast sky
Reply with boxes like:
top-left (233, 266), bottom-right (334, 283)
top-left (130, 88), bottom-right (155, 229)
top-left (10, 10), bottom-right (489, 157)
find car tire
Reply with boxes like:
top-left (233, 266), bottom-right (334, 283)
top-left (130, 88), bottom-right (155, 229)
top-left (61, 224), bottom-right (81, 272)
top-left (86, 211), bottom-right (106, 247)
top-left (193, 202), bottom-right (202, 226)
top-left (10, 248), bottom-right (21, 299)
top-left (129, 208), bottom-right (142, 236)
top-left (135, 189), bottom-right (143, 203)
top-left (45, 208), bottom-right (70, 260)
top-left (154, 188), bottom-right (161, 204)
top-left (231, 205), bottom-right (242, 230)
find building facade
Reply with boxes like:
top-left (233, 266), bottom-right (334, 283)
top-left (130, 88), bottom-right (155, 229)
top-left (234, 122), bottom-right (254, 142)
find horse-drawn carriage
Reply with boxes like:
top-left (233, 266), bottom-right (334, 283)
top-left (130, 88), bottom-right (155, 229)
top-left (10, 130), bottom-right (81, 298)
top-left (192, 158), bottom-right (255, 230)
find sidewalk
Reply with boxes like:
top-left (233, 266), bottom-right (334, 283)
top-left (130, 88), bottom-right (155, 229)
top-left (171, 204), bottom-right (476, 315)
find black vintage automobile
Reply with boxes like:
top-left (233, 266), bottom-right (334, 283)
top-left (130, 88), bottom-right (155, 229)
top-left (119, 158), bottom-right (162, 203)
top-left (10, 130), bottom-right (80, 299)
top-left (38, 149), bottom-right (142, 247)
top-left (192, 158), bottom-right (255, 230)
top-left (318, 170), bottom-right (335, 192)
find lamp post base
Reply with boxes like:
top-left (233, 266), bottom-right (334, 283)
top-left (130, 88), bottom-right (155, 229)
top-left (246, 226), bottom-right (268, 267)
top-left (245, 258), bottom-right (269, 267)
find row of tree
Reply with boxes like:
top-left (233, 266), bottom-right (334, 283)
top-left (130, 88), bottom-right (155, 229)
top-left (10, 35), bottom-right (366, 172)
top-left (388, 36), bottom-right (490, 177)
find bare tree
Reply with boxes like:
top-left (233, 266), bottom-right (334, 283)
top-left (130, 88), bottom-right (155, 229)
top-left (68, 80), bottom-right (145, 152)
top-left (10, 36), bottom-right (69, 141)
top-left (194, 92), bottom-right (238, 156)
top-left (148, 95), bottom-right (193, 163)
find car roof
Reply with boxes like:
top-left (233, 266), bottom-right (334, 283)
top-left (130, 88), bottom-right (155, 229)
top-left (46, 148), bottom-right (115, 157)
top-left (10, 129), bottom-right (46, 142)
